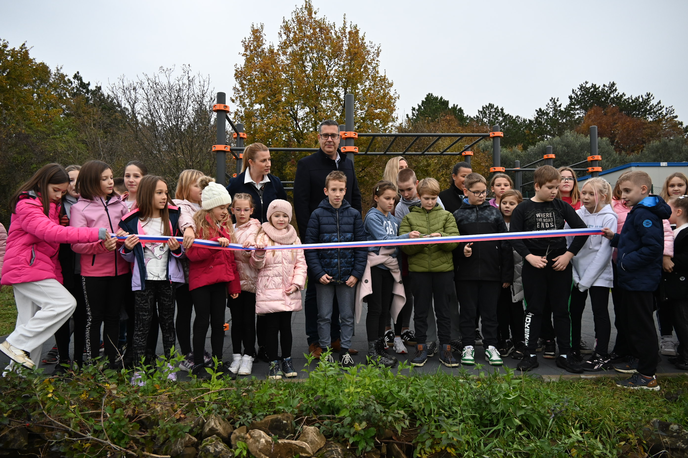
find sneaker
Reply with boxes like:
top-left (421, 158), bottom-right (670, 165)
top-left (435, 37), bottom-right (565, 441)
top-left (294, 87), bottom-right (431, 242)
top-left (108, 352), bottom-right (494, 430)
top-left (215, 361), bottom-right (237, 380)
top-left (449, 339), bottom-right (463, 353)
top-left (517, 354), bottom-right (539, 372)
top-left (461, 345), bottom-right (475, 365)
top-left (268, 360), bottom-right (283, 380)
top-left (556, 355), bottom-right (584, 374)
top-left (393, 337), bottom-right (407, 354)
top-left (401, 329), bottom-right (416, 345)
top-left (238, 354), bottom-right (254, 376)
top-left (42, 346), bottom-right (59, 364)
top-left (613, 356), bottom-right (639, 374)
top-left (322, 351), bottom-right (335, 364)
top-left (203, 351), bottom-right (212, 365)
top-left (426, 341), bottom-right (438, 357)
top-left (616, 373), bottom-right (660, 391)
top-left (411, 344), bottom-right (428, 367)
top-left (660, 336), bottom-right (677, 356)
top-left (282, 357), bottom-right (297, 377)
top-left (439, 344), bottom-right (460, 368)
top-left (582, 353), bottom-right (612, 372)
top-left (570, 350), bottom-right (584, 363)
top-left (497, 339), bottom-right (514, 358)
top-left (475, 329), bottom-right (483, 347)
top-left (485, 345), bottom-right (503, 366)
top-left (0, 341), bottom-right (35, 369)
top-left (543, 340), bottom-right (556, 359)
top-left (179, 353), bottom-right (194, 372)
top-left (367, 339), bottom-right (397, 368)
top-left (192, 363), bottom-right (210, 380)
top-left (308, 343), bottom-right (322, 360)
top-left (229, 354), bottom-right (242, 374)
top-left (511, 342), bottom-right (526, 360)
top-left (609, 352), bottom-right (626, 364)
top-left (52, 361), bottom-right (72, 376)
top-left (339, 352), bottom-right (355, 368)
top-left (579, 340), bottom-right (593, 355)
top-left (384, 329), bottom-right (394, 349)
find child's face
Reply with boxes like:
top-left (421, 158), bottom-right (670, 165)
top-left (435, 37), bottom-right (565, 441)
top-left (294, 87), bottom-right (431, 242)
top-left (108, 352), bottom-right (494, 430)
top-left (420, 193), bottom-right (438, 211)
top-left (491, 178), bottom-right (511, 199)
top-left (270, 211), bottom-right (290, 230)
top-left (397, 179), bottom-right (417, 201)
top-left (375, 189), bottom-right (397, 215)
top-left (452, 167), bottom-right (472, 192)
top-left (500, 196), bottom-right (519, 218)
top-left (48, 182), bottom-right (69, 204)
top-left (534, 179), bottom-right (559, 202)
top-left (153, 180), bottom-right (168, 211)
top-left (211, 204), bottom-right (229, 223)
top-left (619, 180), bottom-right (648, 207)
top-left (465, 182), bottom-right (487, 206)
top-left (189, 181), bottom-right (202, 204)
top-left (124, 165), bottom-right (144, 195)
top-left (580, 183), bottom-right (601, 213)
top-left (324, 180), bottom-right (346, 209)
top-left (100, 168), bottom-right (114, 197)
top-left (231, 199), bottom-right (253, 224)
top-left (559, 170), bottom-right (575, 194)
top-left (667, 177), bottom-right (687, 197)
top-left (68, 170), bottom-right (79, 198)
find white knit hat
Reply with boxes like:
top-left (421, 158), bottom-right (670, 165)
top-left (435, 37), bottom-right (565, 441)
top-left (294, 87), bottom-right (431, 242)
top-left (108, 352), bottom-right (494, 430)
top-left (201, 182), bottom-right (232, 210)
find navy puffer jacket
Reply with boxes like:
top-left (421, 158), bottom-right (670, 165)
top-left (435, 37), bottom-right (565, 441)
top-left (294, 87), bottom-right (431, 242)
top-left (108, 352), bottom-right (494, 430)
top-left (304, 199), bottom-right (367, 283)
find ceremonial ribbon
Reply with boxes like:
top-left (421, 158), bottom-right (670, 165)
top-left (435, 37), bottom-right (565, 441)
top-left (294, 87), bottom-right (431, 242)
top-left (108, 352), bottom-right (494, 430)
top-left (115, 228), bottom-right (604, 251)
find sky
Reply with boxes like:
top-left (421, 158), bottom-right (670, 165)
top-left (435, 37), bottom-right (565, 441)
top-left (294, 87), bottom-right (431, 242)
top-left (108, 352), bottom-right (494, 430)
top-left (2, 0), bottom-right (687, 124)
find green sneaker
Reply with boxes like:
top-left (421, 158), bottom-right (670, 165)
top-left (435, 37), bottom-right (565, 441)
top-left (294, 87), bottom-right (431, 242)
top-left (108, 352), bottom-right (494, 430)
top-left (461, 345), bottom-right (475, 365)
top-left (485, 345), bottom-right (503, 366)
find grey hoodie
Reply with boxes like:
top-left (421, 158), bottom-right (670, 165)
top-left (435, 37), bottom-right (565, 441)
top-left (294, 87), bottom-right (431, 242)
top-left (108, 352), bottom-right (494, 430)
top-left (394, 195), bottom-right (444, 221)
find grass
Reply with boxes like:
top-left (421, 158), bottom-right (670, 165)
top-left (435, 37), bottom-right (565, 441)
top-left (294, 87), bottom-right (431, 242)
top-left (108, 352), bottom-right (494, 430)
top-left (0, 285), bottom-right (16, 336)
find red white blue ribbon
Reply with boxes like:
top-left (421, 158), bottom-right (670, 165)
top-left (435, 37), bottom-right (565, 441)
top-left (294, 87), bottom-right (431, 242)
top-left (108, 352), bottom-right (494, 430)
top-left (114, 228), bottom-right (603, 251)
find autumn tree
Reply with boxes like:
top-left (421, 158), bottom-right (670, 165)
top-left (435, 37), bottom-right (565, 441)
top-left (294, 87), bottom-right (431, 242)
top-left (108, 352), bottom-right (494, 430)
top-left (407, 93), bottom-right (467, 125)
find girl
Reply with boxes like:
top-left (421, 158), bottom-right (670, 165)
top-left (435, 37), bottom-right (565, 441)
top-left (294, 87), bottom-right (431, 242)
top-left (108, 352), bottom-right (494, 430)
top-left (120, 176), bottom-right (185, 367)
top-left (496, 189), bottom-right (526, 359)
top-left (1, 164), bottom-right (108, 372)
top-left (660, 172), bottom-right (688, 205)
top-left (359, 181), bottom-right (409, 368)
top-left (70, 160), bottom-right (131, 368)
top-left (186, 182), bottom-right (240, 378)
top-left (173, 170), bottom-right (212, 371)
top-left (122, 161), bottom-right (148, 210)
top-left (568, 178), bottom-right (617, 371)
top-left (663, 196), bottom-right (688, 370)
top-left (228, 193), bottom-right (262, 376)
top-left (557, 167), bottom-right (581, 210)
top-left (251, 200), bottom-right (307, 380)
top-left (488, 173), bottom-right (513, 209)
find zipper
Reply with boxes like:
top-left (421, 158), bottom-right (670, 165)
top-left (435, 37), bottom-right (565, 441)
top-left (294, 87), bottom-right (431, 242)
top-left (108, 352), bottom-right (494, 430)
top-left (426, 211), bottom-right (431, 271)
top-left (257, 187), bottom-right (265, 223)
top-left (101, 197), bottom-right (118, 276)
top-left (29, 245), bottom-right (36, 266)
top-left (336, 208), bottom-right (341, 281)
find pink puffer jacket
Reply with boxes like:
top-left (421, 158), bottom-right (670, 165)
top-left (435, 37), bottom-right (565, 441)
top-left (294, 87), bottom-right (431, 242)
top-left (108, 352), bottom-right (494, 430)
top-left (173, 199), bottom-right (200, 232)
top-left (234, 219), bottom-right (261, 293)
top-left (613, 198), bottom-right (673, 257)
top-left (70, 195), bottom-right (131, 277)
top-left (250, 234), bottom-right (307, 315)
top-left (1, 194), bottom-right (101, 286)
top-left (0, 223), bottom-right (6, 281)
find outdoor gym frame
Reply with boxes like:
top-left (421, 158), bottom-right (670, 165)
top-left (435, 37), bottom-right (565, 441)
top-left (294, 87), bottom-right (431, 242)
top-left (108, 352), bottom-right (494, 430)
top-left (213, 92), bottom-right (602, 192)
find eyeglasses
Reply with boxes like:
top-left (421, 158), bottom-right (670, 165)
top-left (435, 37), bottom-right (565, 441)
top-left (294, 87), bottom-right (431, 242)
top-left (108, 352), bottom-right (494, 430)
top-left (561, 177), bottom-right (575, 182)
top-left (467, 189), bottom-right (487, 197)
top-left (319, 133), bottom-right (339, 140)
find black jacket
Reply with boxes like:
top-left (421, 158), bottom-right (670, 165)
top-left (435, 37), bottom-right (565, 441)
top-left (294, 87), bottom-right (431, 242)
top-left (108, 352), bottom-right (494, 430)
top-left (661, 225), bottom-right (688, 299)
top-left (439, 183), bottom-right (465, 214)
top-left (293, 148), bottom-right (362, 236)
top-left (226, 171), bottom-right (287, 224)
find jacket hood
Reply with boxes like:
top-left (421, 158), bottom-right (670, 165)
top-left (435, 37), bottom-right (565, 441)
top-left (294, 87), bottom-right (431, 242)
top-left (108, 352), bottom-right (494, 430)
top-left (318, 197), bottom-right (352, 212)
top-left (460, 199), bottom-right (490, 209)
top-left (399, 195), bottom-right (419, 206)
top-left (634, 195), bottom-right (672, 219)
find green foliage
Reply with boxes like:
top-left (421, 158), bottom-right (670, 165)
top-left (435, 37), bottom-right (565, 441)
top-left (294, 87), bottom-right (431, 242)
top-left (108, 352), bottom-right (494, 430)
top-left (0, 286), bottom-right (16, 335)
top-left (408, 93), bottom-right (467, 126)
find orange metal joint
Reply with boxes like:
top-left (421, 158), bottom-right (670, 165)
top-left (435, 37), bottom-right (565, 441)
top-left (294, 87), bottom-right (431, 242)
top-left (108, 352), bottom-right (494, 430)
top-left (588, 167), bottom-right (602, 173)
top-left (543, 154), bottom-right (556, 159)
top-left (490, 167), bottom-right (506, 173)
top-left (489, 132), bottom-right (504, 138)
top-left (212, 145), bottom-right (231, 152)
top-left (462, 151), bottom-right (474, 156)
top-left (340, 131), bottom-right (358, 139)
top-left (587, 155), bottom-right (602, 161)
top-left (213, 104), bottom-right (230, 113)
top-left (223, 323), bottom-right (230, 331)
top-left (340, 146), bottom-right (359, 153)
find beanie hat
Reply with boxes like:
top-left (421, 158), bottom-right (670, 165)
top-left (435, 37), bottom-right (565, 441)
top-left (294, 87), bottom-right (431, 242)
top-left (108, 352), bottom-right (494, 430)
top-left (266, 199), bottom-right (293, 222)
top-left (201, 182), bottom-right (232, 210)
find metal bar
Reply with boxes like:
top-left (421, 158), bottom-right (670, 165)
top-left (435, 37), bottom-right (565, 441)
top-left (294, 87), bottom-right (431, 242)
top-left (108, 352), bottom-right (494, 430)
top-left (225, 114), bottom-right (238, 134)
top-left (590, 125), bottom-right (599, 177)
top-left (236, 123), bottom-right (245, 175)
top-left (545, 146), bottom-right (553, 166)
top-left (492, 125), bottom-right (501, 173)
top-left (460, 137), bottom-right (484, 153)
top-left (345, 94), bottom-right (354, 164)
top-left (522, 158), bottom-right (546, 168)
top-left (358, 132), bottom-right (490, 137)
top-left (215, 92), bottom-right (226, 186)
top-left (402, 136), bottom-right (420, 153)
top-left (364, 136), bottom-right (375, 153)
top-left (383, 136), bottom-right (399, 153)
top-left (440, 137), bottom-right (463, 153)
top-left (421, 136), bottom-right (442, 154)
top-left (514, 160), bottom-right (522, 192)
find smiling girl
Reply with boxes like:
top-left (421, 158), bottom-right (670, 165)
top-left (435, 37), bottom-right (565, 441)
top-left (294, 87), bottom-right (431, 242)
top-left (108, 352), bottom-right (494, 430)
top-left (488, 173), bottom-right (513, 208)
top-left (557, 167), bottom-right (581, 210)
top-left (122, 161), bottom-right (148, 210)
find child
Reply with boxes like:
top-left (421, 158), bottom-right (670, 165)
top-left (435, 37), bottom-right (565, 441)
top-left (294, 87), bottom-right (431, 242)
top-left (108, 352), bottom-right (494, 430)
top-left (497, 190), bottom-right (526, 359)
top-left (229, 193), bottom-right (262, 376)
top-left (660, 173), bottom-right (688, 205)
top-left (602, 171), bottom-right (671, 390)
top-left (510, 165), bottom-right (588, 373)
top-left (663, 195), bottom-right (688, 370)
top-left (120, 175), bottom-right (185, 367)
top-left (1, 164), bottom-right (108, 372)
top-left (568, 178), bottom-right (617, 371)
top-left (399, 178), bottom-right (459, 367)
top-left (251, 200), bottom-right (307, 379)
top-left (185, 182), bottom-right (241, 378)
top-left (70, 160), bottom-right (131, 368)
top-left (488, 173), bottom-right (513, 209)
top-left (122, 161), bottom-right (148, 210)
top-left (359, 181), bottom-right (410, 367)
top-left (305, 171), bottom-right (367, 367)
top-left (454, 173), bottom-right (513, 367)
top-left (557, 167), bottom-right (581, 210)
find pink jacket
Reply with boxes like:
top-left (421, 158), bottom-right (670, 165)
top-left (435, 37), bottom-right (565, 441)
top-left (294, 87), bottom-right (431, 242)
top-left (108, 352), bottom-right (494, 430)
top-left (234, 219), bottom-right (261, 293)
top-left (70, 195), bottom-right (131, 277)
top-left (173, 199), bottom-right (200, 232)
top-left (250, 234), bottom-right (307, 315)
top-left (355, 248), bottom-right (406, 324)
top-left (613, 198), bottom-right (673, 258)
top-left (2, 194), bottom-right (101, 286)
top-left (0, 223), bottom-right (6, 280)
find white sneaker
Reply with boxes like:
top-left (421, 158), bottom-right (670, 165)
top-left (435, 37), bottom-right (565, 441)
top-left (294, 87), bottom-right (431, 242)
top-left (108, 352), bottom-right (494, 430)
top-left (461, 345), bottom-right (475, 365)
top-left (0, 341), bottom-right (35, 369)
top-left (229, 354), bottom-right (242, 374)
top-left (238, 354), bottom-right (254, 376)
top-left (393, 337), bottom-right (407, 354)
top-left (660, 336), bottom-right (677, 356)
top-left (485, 345), bottom-right (504, 366)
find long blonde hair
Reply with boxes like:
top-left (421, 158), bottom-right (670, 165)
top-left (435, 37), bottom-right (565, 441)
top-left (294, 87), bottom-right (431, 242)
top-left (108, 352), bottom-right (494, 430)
top-left (556, 166), bottom-right (580, 205)
top-left (659, 172), bottom-right (688, 201)
top-left (192, 176), bottom-right (236, 242)
top-left (175, 169), bottom-right (205, 201)
top-left (242, 142), bottom-right (269, 173)
top-left (382, 156), bottom-right (407, 188)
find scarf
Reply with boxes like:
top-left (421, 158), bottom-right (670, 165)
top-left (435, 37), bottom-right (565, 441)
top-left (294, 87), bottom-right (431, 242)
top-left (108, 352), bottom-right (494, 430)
top-left (260, 222), bottom-right (297, 245)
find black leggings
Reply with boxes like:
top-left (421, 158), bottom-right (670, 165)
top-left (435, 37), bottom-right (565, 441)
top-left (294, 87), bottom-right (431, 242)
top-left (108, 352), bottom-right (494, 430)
top-left (366, 267), bottom-right (394, 341)
top-left (191, 282), bottom-right (227, 366)
top-left (394, 278), bottom-right (413, 335)
top-left (54, 274), bottom-right (88, 364)
top-left (133, 281), bottom-right (176, 364)
top-left (570, 286), bottom-right (611, 355)
top-left (497, 286), bottom-right (524, 344)
top-left (264, 311), bottom-right (293, 361)
top-left (228, 292), bottom-right (256, 356)
top-left (175, 283), bottom-right (194, 356)
top-left (84, 275), bottom-right (131, 364)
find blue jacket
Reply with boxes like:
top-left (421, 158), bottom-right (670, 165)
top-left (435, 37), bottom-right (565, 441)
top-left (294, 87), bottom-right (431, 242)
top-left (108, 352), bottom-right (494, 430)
top-left (364, 207), bottom-right (409, 270)
top-left (611, 195), bottom-right (671, 291)
top-left (304, 198), bottom-right (367, 283)
top-left (226, 171), bottom-right (287, 224)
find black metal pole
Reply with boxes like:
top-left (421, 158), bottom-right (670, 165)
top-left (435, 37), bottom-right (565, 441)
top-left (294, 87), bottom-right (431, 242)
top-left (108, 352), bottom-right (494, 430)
top-left (345, 93), bottom-right (355, 165)
top-left (545, 146), bottom-right (554, 166)
top-left (236, 123), bottom-right (245, 175)
top-left (590, 125), bottom-right (599, 177)
top-left (514, 159), bottom-right (522, 192)
top-left (492, 124), bottom-right (501, 171)
top-left (215, 92), bottom-right (226, 185)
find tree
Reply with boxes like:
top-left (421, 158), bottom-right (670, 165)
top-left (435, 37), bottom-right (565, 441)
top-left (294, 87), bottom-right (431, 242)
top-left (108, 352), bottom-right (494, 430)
top-left (530, 97), bottom-right (575, 141)
top-left (407, 93), bottom-right (467, 125)
top-left (472, 103), bottom-right (531, 148)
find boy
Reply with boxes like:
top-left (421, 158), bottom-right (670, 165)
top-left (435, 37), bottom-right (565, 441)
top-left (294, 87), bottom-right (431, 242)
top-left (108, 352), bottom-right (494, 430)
top-left (509, 165), bottom-right (588, 373)
top-left (453, 173), bottom-right (513, 366)
top-left (305, 171), bottom-right (367, 368)
top-left (395, 168), bottom-right (445, 220)
top-left (399, 178), bottom-right (459, 367)
top-left (602, 171), bottom-right (671, 390)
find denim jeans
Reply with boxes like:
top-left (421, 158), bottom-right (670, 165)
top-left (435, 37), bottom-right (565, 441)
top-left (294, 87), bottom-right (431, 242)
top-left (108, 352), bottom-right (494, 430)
top-left (305, 276), bottom-right (340, 345)
top-left (316, 282), bottom-right (355, 350)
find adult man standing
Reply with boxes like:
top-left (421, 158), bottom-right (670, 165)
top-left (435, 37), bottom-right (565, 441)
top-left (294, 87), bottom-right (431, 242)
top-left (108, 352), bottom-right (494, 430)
top-left (294, 120), bottom-right (362, 357)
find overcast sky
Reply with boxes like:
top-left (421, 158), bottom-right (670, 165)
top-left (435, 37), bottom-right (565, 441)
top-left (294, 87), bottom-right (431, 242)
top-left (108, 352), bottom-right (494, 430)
top-left (2, 0), bottom-right (687, 124)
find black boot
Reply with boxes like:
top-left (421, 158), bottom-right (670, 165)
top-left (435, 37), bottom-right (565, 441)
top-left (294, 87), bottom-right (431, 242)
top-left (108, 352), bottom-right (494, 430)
top-left (366, 340), bottom-right (397, 368)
